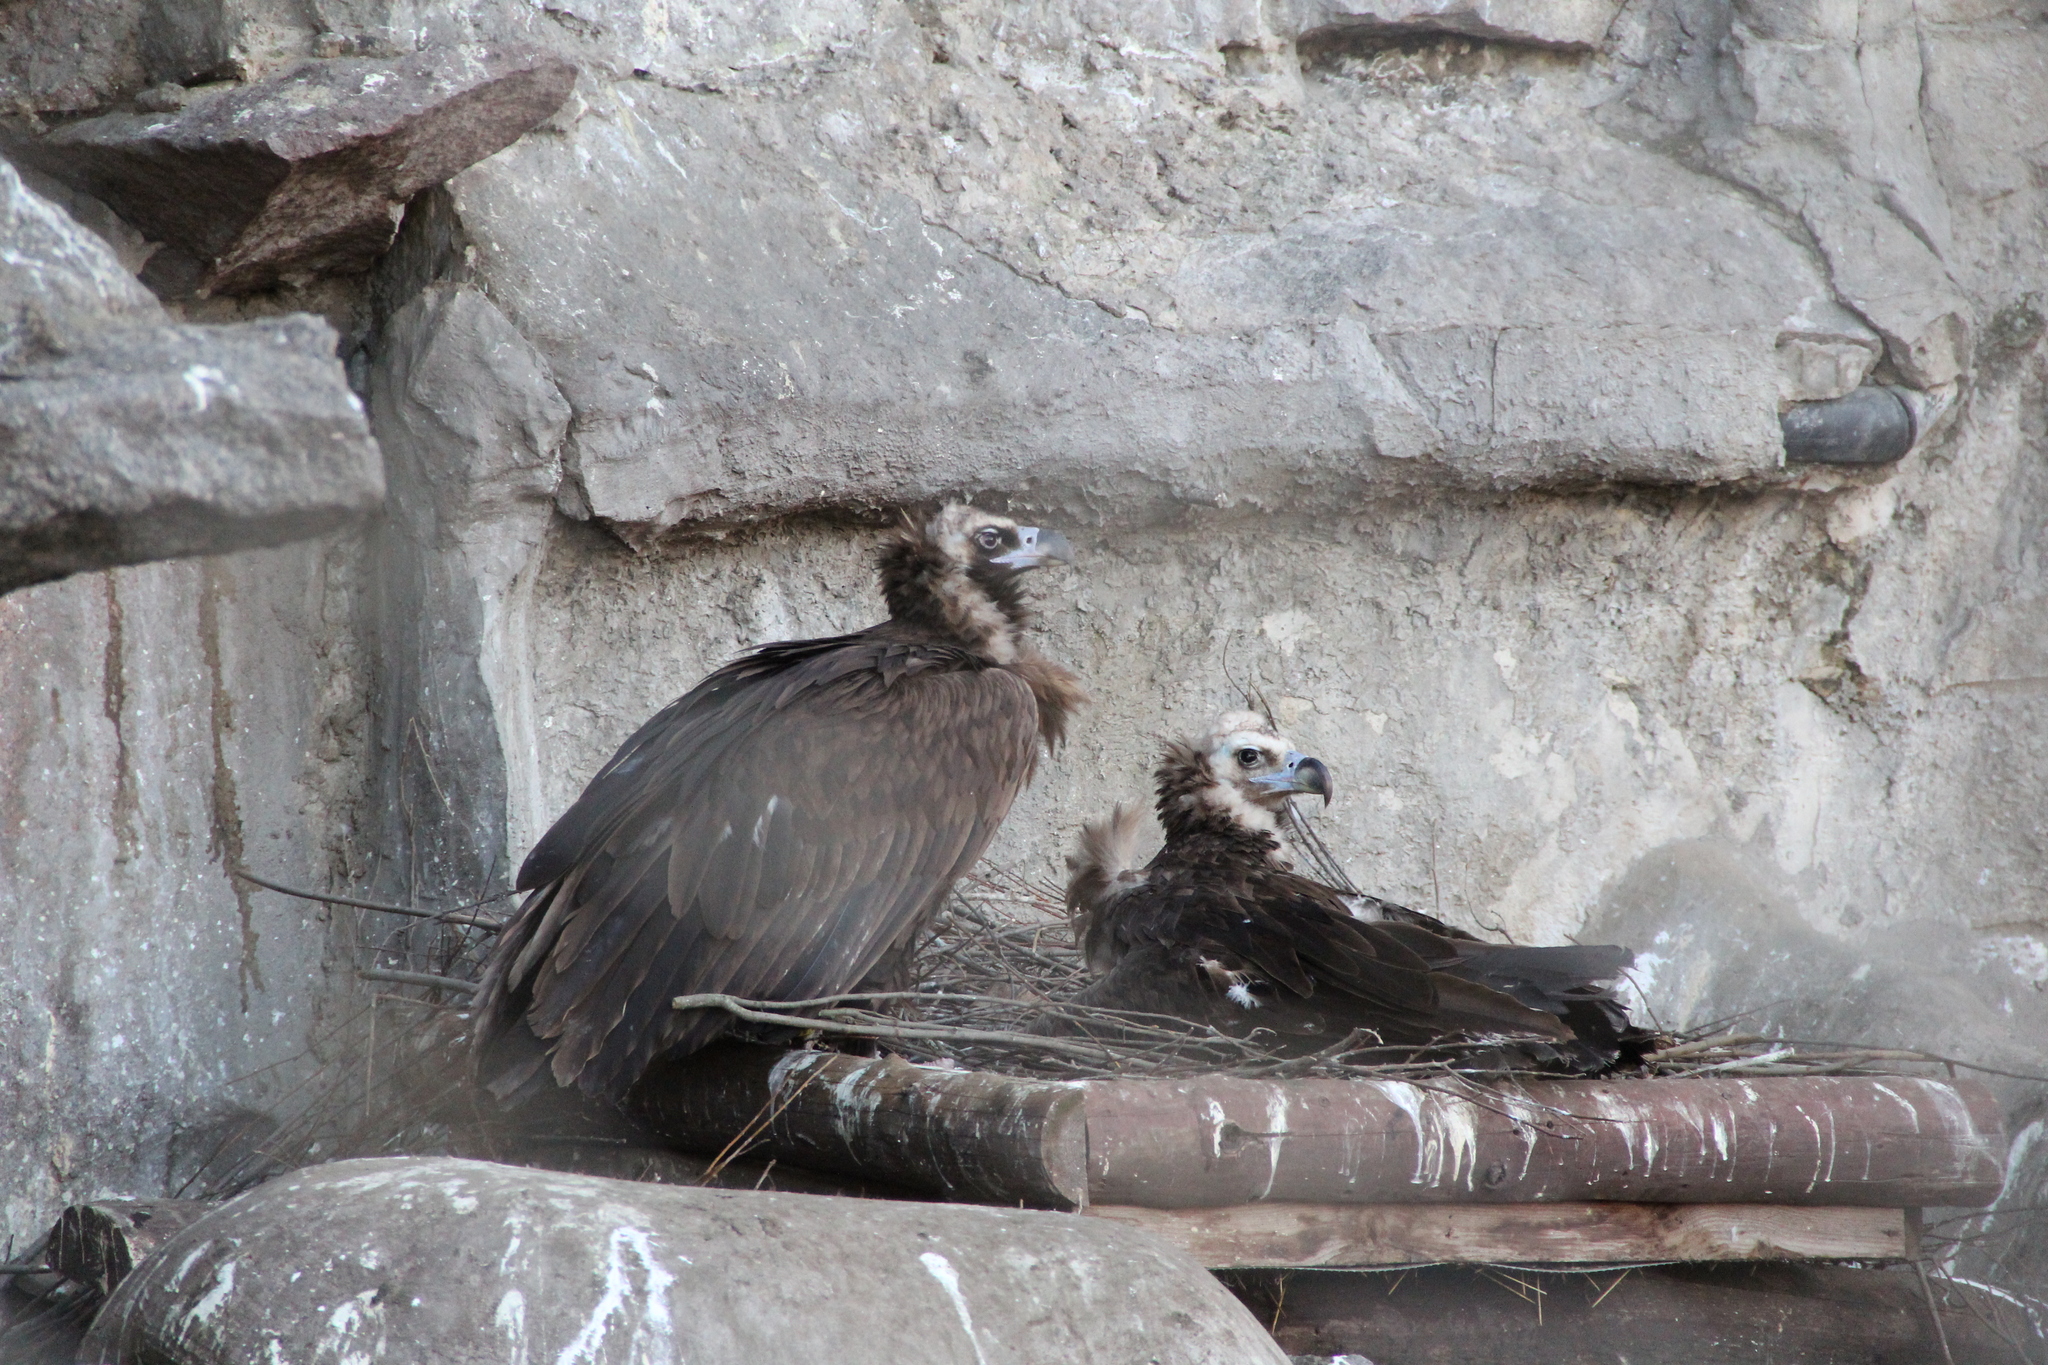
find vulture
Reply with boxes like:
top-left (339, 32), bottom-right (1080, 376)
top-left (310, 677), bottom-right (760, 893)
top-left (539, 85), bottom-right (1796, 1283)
top-left (474, 505), bottom-right (1087, 1104)
top-left (1061, 713), bottom-right (1651, 1072)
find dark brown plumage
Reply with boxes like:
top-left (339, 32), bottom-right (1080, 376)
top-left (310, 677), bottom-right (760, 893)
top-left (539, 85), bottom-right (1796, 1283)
top-left (1062, 713), bottom-right (1649, 1071)
top-left (473, 506), bottom-right (1086, 1104)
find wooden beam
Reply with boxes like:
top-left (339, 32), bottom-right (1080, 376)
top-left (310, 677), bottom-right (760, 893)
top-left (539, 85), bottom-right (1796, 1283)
top-left (1230, 1263), bottom-right (2030, 1364)
top-left (1080, 1074), bottom-right (2005, 1208)
top-left (1086, 1202), bottom-right (1918, 1268)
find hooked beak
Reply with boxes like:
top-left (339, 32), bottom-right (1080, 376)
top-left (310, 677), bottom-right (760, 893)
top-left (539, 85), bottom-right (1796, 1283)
top-left (991, 526), bottom-right (1074, 570)
top-left (1251, 751), bottom-right (1333, 806)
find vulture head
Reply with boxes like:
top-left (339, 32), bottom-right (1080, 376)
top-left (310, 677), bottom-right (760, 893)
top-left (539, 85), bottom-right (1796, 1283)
top-left (880, 505), bottom-right (1074, 664)
top-left (1154, 710), bottom-right (1331, 835)
top-left (1203, 710), bottom-right (1333, 810)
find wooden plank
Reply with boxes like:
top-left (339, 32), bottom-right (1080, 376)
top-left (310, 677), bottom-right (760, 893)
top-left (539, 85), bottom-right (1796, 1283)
top-left (1086, 1202), bottom-right (1918, 1268)
top-left (634, 1043), bottom-right (1090, 1209)
top-left (1233, 1262), bottom-right (2024, 1365)
top-left (1081, 1075), bottom-right (2005, 1208)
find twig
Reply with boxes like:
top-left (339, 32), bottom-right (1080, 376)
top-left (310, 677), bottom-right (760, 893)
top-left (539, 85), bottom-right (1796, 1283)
top-left (1588, 1268), bottom-right (1633, 1309)
top-left (701, 1067), bottom-right (823, 1184)
top-left (359, 968), bottom-right (479, 994)
top-left (669, 993), bottom-right (1131, 1064)
top-left (1643, 1033), bottom-right (1770, 1062)
top-left (234, 867), bottom-right (508, 930)
top-left (1916, 1259), bottom-right (1958, 1365)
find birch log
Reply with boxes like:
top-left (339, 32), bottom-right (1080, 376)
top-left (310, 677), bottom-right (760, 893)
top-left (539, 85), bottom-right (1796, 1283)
top-left (634, 1043), bottom-right (1089, 1209)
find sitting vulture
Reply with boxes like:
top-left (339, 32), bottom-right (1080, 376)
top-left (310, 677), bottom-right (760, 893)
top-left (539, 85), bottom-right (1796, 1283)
top-left (474, 505), bottom-right (1086, 1104)
top-left (1063, 713), bottom-right (1651, 1072)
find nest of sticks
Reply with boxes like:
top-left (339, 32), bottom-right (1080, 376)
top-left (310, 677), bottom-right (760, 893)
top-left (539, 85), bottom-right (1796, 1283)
top-left (691, 867), bottom-right (2002, 1084)
top-left (196, 842), bottom-right (2041, 1208)
top-left (24, 856), bottom-right (2028, 1365)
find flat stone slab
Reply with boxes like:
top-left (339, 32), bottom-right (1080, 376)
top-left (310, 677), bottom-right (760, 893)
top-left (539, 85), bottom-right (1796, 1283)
top-left (14, 48), bottom-right (575, 294)
top-left (0, 161), bottom-right (381, 593)
top-left (83, 1156), bottom-right (1290, 1365)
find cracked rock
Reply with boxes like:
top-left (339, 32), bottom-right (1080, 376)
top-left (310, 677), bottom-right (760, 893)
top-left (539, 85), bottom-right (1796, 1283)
top-left (1287, 0), bottom-right (1627, 49)
top-left (0, 159), bottom-right (382, 594)
top-left (11, 47), bottom-right (576, 296)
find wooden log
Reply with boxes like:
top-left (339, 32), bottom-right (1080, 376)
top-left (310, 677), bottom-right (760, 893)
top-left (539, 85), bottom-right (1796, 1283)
top-left (1085, 1202), bottom-right (1918, 1268)
top-left (41, 1199), bottom-right (215, 1298)
top-left (637, 1053), bottom-right (2004, 1212)
top-left (1081, 1074), bottom-right (2005, 1208)
top-left (0, 1196), bottom-right (216, 1363)
top-left (634, 1043), bottom-right (1089, 1209)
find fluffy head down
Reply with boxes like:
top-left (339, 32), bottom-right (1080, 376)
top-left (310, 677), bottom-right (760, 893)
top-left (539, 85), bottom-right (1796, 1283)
top-left (879, 505), bottom-right (1035, 663)
top-left (1151, 710), bottom-right (1332, 852)
top-left (875, 503), bottom-right (1087, 746)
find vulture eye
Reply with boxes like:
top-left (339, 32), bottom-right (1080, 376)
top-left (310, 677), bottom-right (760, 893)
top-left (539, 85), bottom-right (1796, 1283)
top-left (975, 528), bottom-right (1004, 551)
top-left (1236, 747), bottom-right (1263, 768)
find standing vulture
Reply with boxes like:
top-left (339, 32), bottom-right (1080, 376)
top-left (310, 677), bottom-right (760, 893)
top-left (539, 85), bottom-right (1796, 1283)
top-left (1063, 713), bottom-right (1651, 1072)
top-left (474, 505), bottom-right (1086, 1104)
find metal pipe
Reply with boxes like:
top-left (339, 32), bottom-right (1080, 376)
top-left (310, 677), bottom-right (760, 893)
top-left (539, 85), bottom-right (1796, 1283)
top-left (1782, 385), bottom-right (1917, 465)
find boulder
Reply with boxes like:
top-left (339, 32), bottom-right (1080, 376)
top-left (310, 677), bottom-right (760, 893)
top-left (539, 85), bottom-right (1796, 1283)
top-left (0, 159), bottom-right (382, 594)
top-left (83, 1156), bottom-right (1289, 1365)
top-left (11, 48), bottom-right (577, 295)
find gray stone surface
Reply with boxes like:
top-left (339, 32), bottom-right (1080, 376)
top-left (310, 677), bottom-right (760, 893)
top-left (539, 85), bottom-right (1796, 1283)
top-left (0, 160), bottom-right (383, 594)
top-left (10, 49), bottom-right (577, 295)
top-left (363, 274), bottom-right (570, 896)
top-left (84, 1156), bottom-right (1290, 1364)
top-left (1601, 0), bottom-right (1974, 390)
top-left (437, 14), bottom-right (1837, 532)
top-left (0, 539), bottom-right (371, 1260)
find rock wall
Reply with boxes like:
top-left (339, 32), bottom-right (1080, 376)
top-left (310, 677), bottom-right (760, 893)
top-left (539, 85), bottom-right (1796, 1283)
top-left (3, 0), bottom-right (2046, 1303)
top-left (0, 541), bottom-right (369, 1244)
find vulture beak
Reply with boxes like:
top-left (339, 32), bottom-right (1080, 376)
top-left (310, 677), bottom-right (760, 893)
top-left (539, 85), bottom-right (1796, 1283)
top-left (1253, 751), bottom-right (1333, 806)
top-left (991, 526), bottom-right (1074, 569)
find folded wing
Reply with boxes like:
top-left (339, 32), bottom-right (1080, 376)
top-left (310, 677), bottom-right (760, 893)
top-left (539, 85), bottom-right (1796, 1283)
top-left (474, 640), bottom-right (1040, 1101)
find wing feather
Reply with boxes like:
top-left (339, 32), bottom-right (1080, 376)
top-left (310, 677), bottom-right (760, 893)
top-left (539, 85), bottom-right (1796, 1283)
top-left (474, 638), bottom-right (1041, 1100)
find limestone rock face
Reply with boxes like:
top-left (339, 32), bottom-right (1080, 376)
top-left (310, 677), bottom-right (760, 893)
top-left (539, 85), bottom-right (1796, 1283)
top-left (84, 1157), bottom-right (1290, 1365)
top-left (0, 161), bottom-right (382, 594)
